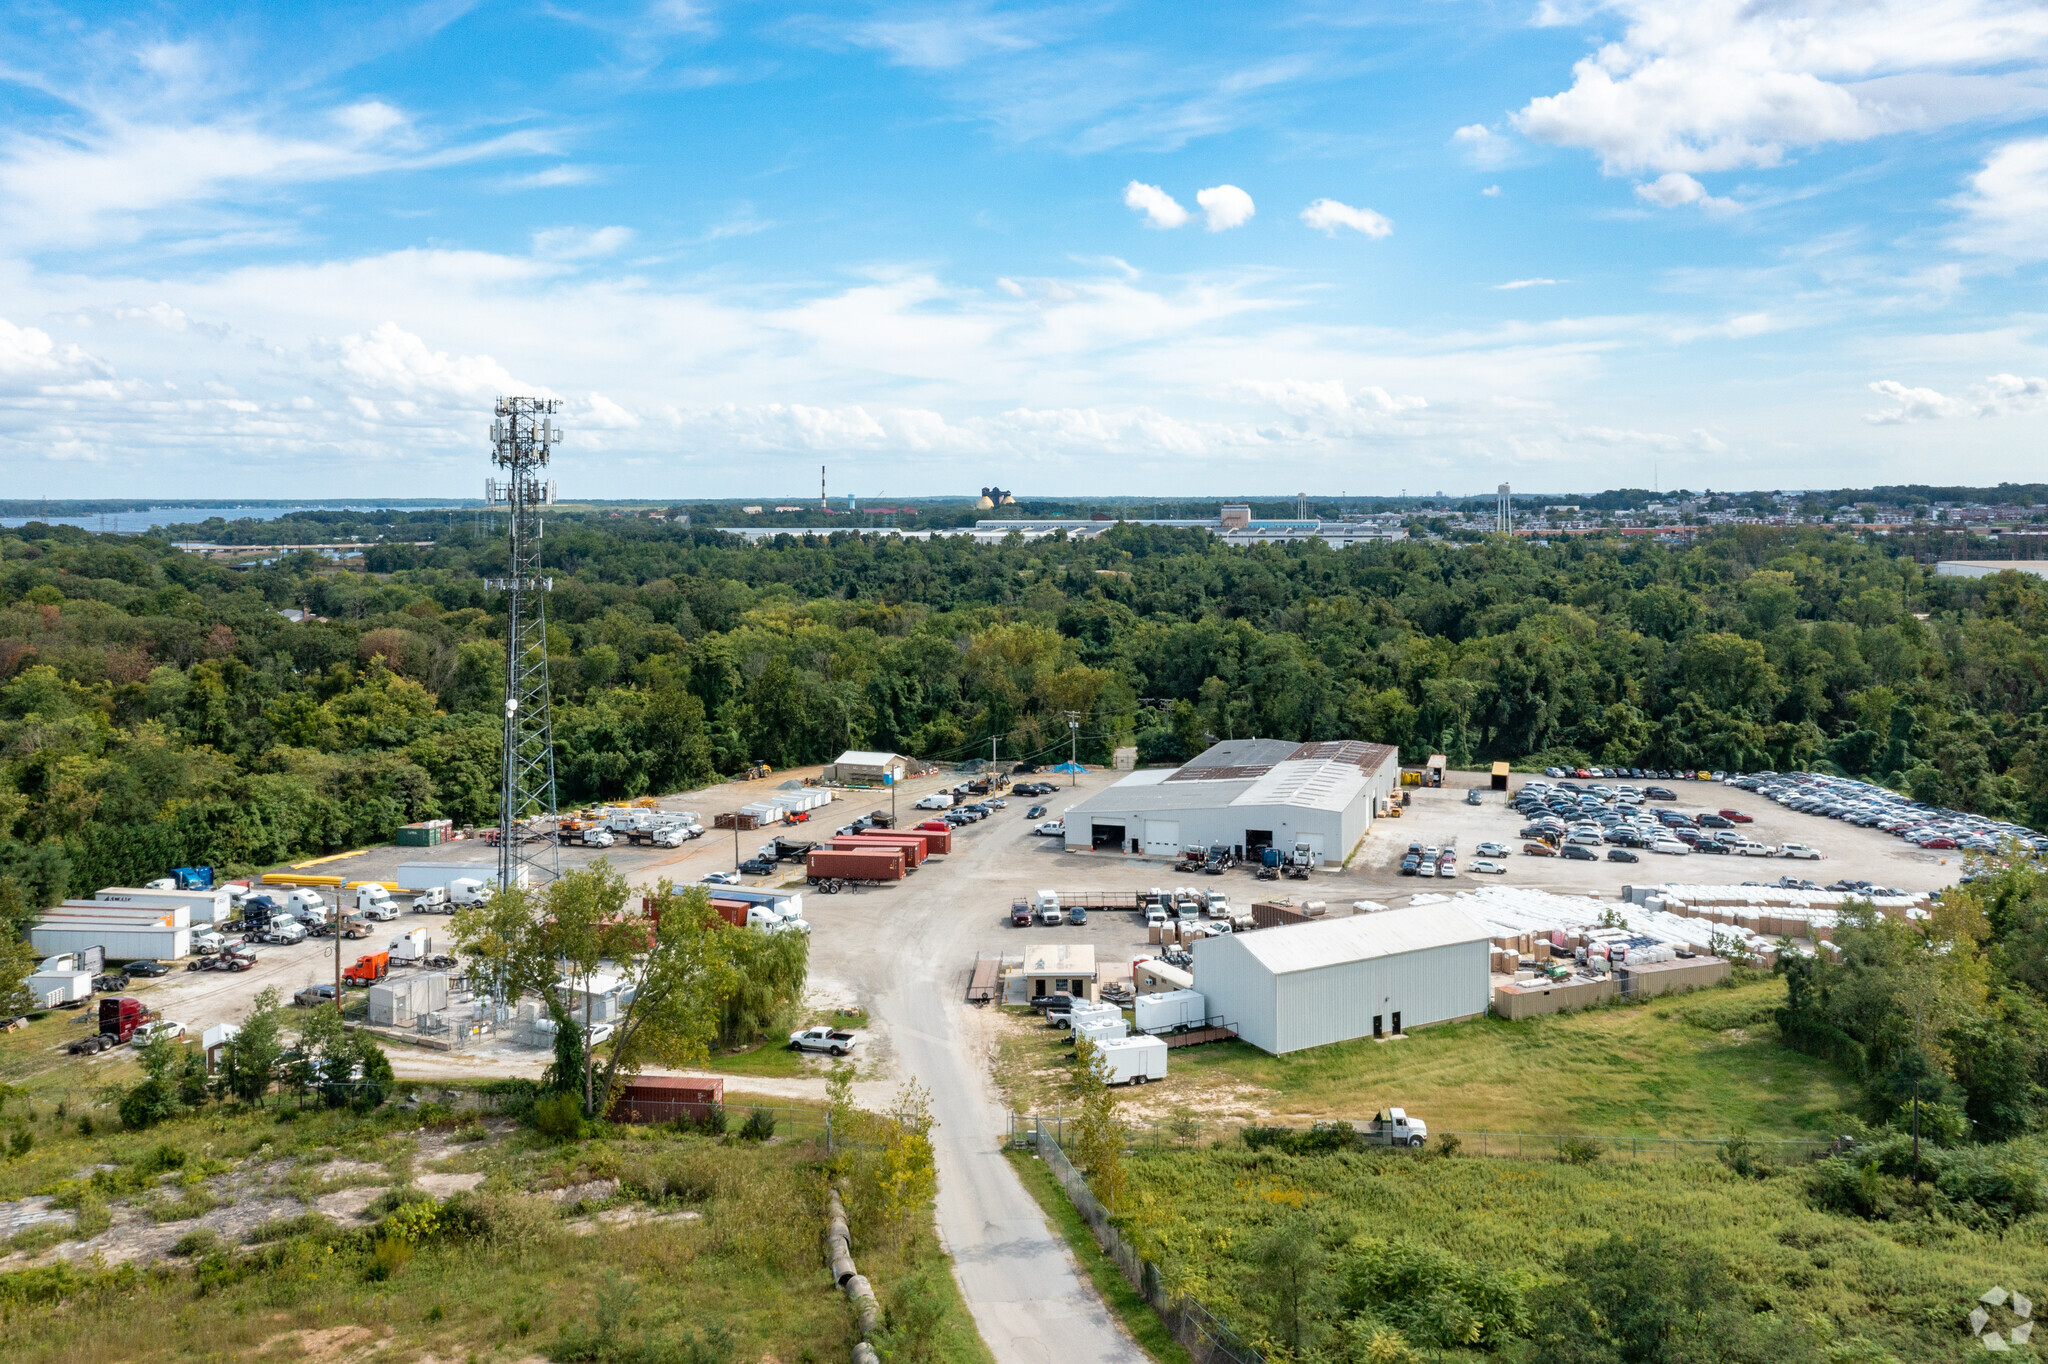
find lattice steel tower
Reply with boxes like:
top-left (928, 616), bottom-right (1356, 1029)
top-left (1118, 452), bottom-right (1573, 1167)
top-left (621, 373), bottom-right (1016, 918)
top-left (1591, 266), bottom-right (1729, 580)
top-left (487, 397), bottom-right (562, 890)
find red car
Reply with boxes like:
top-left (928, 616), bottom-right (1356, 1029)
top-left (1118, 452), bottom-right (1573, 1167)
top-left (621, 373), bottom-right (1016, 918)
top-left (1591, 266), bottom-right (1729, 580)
top-left (1574, 767), bottom-right (1592, 779)
top-left (1718, 809), bottom-right (1753, 823)
top-left (1920, 836), bottom-right (1958, 849)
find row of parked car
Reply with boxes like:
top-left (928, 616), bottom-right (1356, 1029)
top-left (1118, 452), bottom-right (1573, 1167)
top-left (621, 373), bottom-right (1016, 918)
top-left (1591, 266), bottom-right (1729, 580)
top-left (1542, 765), bottom-right (1730, 782)
top-left (1510, 780), bottom-right (1823, 862)
top-left (1732, 771), bottom-right (2048, 855)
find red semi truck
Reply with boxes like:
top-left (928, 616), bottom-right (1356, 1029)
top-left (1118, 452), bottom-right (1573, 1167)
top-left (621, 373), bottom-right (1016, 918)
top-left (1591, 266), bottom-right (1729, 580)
top-left (68, 997), bottom-right (156, 1054)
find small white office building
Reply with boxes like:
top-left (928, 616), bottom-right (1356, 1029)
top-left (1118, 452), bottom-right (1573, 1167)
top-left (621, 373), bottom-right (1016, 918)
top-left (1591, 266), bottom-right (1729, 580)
top-left (1190, 905), bottom-right (1492, 1054)
top-left (1062, 738), bottom-right (1399, 864)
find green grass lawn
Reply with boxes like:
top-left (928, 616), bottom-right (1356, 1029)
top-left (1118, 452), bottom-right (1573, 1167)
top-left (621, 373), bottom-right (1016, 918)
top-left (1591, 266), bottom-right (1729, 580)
top-left (996, 978), bottom-right (1857, 1139)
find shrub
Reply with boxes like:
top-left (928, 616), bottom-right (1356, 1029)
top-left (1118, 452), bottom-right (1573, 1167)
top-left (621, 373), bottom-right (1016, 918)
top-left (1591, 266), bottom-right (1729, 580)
top-left (441, 1191), bottom-right (560, 1251)
top-left (366, 1235), bottom-right (413, 1281)
top-left (875, 1269), bottom-right (950, 1364)
top-left (1433, 1132), bottom-right (1462, 1159)
top-left (622, 1147), bottom-right (725, 1205)
top-left (1556, 1136), bottom-right (1603, 1166)
top-left (698, 1102), bottom-right (728, 1137)
top-left (534, 1091), bottom-right (585, 1142)
top-left (739, 1108), bottom-right (776, 1142)
top-left (1243, 1122), bottom-right (1363, 1156)
top-left (172, 1227), bottom-right (223, 1257)
top-left (7, 1128), bottom-right (30, 1158)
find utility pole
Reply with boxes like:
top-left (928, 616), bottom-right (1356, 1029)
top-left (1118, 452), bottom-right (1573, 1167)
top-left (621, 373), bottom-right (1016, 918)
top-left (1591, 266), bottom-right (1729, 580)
top-left (332, 889), bottom-right (341, 1009)
top-left (487, 397), bottom-right (563, 896)
top-left (1066, 712), bottom-right (1081, 787)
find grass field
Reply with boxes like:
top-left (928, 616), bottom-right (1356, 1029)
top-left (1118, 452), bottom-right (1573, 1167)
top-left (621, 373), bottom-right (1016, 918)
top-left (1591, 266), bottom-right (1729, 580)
top-left (995, 978), bottom-right (1861, 1138)
top-left (0, 1074), bottom-right (989, 1364)
top-left (1113, 1136), bottom-right (2044, 1363)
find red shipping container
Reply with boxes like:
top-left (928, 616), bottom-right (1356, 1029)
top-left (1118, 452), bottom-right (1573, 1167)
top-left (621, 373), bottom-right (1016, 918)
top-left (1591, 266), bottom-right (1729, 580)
top-left (832, 833), bottom-right (927, 868)
top-left (709, 897), bottom-right (750, 928)
top-left (611, 1076), bottom-right (724, 1124)
top-left (900, 825), bottom-right (952, 855)
top-left (807, 848), bottom-right (905, 881)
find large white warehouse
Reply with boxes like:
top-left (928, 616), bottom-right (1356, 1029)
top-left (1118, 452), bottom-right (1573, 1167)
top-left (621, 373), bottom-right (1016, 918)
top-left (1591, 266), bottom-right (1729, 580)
top-left (1063, 738), bottom-right (1398, 864)
top-left (1190, 905), bottom-right (1492, 1054)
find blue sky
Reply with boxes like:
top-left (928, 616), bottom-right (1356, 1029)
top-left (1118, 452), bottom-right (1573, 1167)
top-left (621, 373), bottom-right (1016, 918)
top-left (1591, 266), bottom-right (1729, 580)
top-left (2, 1), bottom-right (2047, 499)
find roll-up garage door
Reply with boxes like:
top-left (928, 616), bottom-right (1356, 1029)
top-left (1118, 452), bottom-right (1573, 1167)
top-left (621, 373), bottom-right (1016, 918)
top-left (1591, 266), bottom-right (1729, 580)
top-left (1143, 821), bottom-right (1181, 855)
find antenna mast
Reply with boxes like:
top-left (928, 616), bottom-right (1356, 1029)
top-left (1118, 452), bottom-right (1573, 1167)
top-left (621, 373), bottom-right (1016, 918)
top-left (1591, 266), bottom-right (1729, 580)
top-left (486, 396), bottom-right (563, 891)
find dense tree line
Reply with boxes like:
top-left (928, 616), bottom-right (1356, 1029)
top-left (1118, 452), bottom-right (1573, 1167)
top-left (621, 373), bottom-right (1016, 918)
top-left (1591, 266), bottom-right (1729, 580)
top-left (5, 514), bottom-right (2048, 930)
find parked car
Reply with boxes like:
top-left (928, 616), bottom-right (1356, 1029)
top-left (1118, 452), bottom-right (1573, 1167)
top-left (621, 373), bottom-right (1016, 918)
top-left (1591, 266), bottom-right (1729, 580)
top-left (1465, 789), bottom-right (1483, 805)
top-left (1011, 902), bottom-right (1033, 927)
top-left (1607, 849), bottom-right (1640, 863)
top-left (122, 960), bottom-right (171, 977)
top-left (1522, 842), bottom-right (1558, 857)
top-left (1035, 821), bottom-right (1065, 837)
top-left (1645, 787), bottom-right (1677, 800)
top-left (131, 1020), bottom-right (186, 1046)
top-left (1027, 805), bottom-right (1048, 819)
top-left (1778, 843), bottom-right (1822, 859)
top-left (1475, 841), bottom-right (1508, 858)
top-left (1469, 858), bottom-right (1507, 875)
top-left (1561, 844), bottom-right (1598, 861)
top-left (1650, 838), bottom-right (1692, 855)
top-left (1718, 809), bottom-right (1753, 822)
top-left (788, 1025), bottom-right (859, 1056)
top-left (701, 870), bottom-right (742, 886)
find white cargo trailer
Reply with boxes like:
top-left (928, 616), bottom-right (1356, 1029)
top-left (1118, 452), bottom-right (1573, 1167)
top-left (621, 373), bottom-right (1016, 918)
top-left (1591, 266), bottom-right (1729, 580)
top-left (26, 961), bottom-right (95, 1007)
top-left (94, 886), bottom-right (233, 925)
top-left (394, 862), bottom-right (528, 894)
top-left (1133, 988), bottom-right (1207, 1034)
top-left (1093, 1035), bottom-right (1168, 1086)
top-left (56, 899), bottom-right (190, 928)
top-left (1074, 1014), bottom-right (1130, 1045)
top-left (388, 927), bottom-right (432, 965)
top-left (29, 921), bottom-right (192, 962)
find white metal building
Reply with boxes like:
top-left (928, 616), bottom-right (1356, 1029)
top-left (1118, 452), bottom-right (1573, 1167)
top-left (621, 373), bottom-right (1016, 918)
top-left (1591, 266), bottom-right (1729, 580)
top-left (1190, 905), bottom-right (1492, 1054)
top-left (823, 750), bottom-right (908, 785)
top-left (1063, 738), bottom-right (1399, 864)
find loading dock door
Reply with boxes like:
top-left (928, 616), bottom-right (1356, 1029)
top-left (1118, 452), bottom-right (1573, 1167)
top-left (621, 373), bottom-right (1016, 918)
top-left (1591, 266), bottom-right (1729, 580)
top-left (1143, 820), bottom-right (1181, 856)
top-left (1244, 829), bottom-right (1274, 854)
top-left (1091, 823), bottom-right (1126, 851)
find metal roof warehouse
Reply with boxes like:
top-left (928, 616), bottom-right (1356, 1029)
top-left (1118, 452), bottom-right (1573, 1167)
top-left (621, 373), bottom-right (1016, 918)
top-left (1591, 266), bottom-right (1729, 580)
top-left (1191, 904), bottom-right (1492, 1054)
top-left (1061, 738), bottom-right (1398, 864)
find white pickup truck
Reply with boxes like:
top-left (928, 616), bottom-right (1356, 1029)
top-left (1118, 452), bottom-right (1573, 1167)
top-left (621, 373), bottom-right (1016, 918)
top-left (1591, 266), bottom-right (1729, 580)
top-left (787, 1026), bottom-right (859, 1057)
top-left (1366, 1107), bottom-right (1429, 1148)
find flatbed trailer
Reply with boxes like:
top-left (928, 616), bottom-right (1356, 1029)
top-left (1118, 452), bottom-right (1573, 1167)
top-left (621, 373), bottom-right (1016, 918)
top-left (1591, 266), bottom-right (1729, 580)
top-left (966, 957), bottom-right (1000, 1006)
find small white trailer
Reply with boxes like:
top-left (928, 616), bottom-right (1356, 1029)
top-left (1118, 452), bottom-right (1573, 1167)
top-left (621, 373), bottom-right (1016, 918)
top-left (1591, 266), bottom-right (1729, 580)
top-left (26, 960), bottom-right (95, 1007)
top-left (1134, 988), bottom-right (1207, 1035)
top-left (388, 927), bottom-right (432, 966)
top-left (1093, 1035), bottom-right (1168, 1086)
top-left (1074, 1013), bottom-right (1129, 1045)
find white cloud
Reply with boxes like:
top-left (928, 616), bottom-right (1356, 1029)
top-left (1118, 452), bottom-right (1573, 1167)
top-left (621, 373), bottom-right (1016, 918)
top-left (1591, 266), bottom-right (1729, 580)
top-left (1513, 0), bottom-right (2048, 175)
top-left (498, 165), bottom-right (601, 191)
top-left (1634, 171), bottom-right (1741, 212)
top-left (1866, 373), bottom-right (2048, 422)
top-left (0, 317), bottom-right (108, 392)
top-left (1196, 184), bottom-right (1255, 231)
top-left (1299, 198), bottom-right (1392, 238)
top-left (1481, 185), bottom-right (1502, 197)
top-left (1494, 279), bottom-right (1560, 290)
top-left (845, 10), bottom-right (1042, 68)
top-left (335, 322), bottom-right (521, 404)
top-left (1123, 180), bottom-right (1189, 229)
top-left (1453, 123), bottom-right (1512, 168)
top-left (1952, 137), bottom-right (2048, 259)
top-left (1233, 377), bottom-right (1426, 423)
top-left (531, 226), bottom-right (636, 259)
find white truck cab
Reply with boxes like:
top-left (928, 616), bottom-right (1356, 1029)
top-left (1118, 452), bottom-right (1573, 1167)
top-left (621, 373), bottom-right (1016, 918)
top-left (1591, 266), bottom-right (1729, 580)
top-left (353, 884), bottom-right (400, 920)
top-left (448, 877), bottom-right (490, 908)
top-left (1366, 1107), bottom-right (1428, 1148)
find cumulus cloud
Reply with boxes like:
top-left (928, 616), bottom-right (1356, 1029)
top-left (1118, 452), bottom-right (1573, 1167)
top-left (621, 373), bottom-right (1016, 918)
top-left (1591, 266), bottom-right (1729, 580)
top-left (1453, 123), bottom-right (1512, 167)
top-left (1513, 0), bottom-right (2048, 175)
top-left (1196, 184), bottom-right (1255, 231)
top-left (531, 225), bottom-right (636, 259)
top-left (1633, 171), bottom-right (1741, 212)
top-left (335, 322), bottom-right (520, 403)
top-left (1231, 378), bottom-right (1427, 426)
top-left (1866, 373), bottom-right (2048, 423)
top-left (1952, 137), bottom-right (2048, 259)
top-left (1299, 198), bottom-right (1392, 238)
top-left (1123, 180), bottom-right (1189, 228)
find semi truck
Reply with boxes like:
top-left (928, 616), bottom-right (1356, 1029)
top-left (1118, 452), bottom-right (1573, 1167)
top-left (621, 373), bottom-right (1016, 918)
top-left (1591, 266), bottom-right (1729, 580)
top-left (67, 997), bottom-right (156, 1054)
top-left (1365, 1108), bottom-right (1429, 1148)
top-left (342, 952), bottom-right (390, 986)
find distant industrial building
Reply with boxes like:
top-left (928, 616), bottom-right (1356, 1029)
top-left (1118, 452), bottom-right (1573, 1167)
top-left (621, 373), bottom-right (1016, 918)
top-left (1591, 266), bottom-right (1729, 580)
top-left (823, 750), bottom-right (909, 785)
top-left (1935, 560), bottom-right (2048, 580)
top-left (1063, 738), bottom-right (1399, 864)
top-left (1190, 904), bottom-right (1492, 1054)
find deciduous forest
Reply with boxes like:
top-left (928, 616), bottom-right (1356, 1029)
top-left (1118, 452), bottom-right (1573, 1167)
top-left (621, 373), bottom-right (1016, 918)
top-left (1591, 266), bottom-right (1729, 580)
top-left (2, 512), bottom-right (2046, 925)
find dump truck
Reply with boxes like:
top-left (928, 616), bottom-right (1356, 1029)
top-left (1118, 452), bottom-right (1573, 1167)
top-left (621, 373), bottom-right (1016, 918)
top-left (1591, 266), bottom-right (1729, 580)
top-left (759, 835), bottom-right (817, 862)
top-left (68, 997), bottom-right (156, 1054)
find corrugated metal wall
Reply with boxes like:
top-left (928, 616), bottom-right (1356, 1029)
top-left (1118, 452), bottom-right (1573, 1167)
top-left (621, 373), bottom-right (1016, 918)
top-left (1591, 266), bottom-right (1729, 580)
top-left (1272, 940), bottom-right (1489, 1054)
top-left (1189, 935), bottom-right (1278, 1051)
top-left (1196, 935), bottom-right (1489, 1055)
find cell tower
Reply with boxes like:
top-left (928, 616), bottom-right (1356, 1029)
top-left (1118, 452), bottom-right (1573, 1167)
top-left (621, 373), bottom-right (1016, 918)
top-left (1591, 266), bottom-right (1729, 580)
top-left (485, 397), bottom-right (563, 890)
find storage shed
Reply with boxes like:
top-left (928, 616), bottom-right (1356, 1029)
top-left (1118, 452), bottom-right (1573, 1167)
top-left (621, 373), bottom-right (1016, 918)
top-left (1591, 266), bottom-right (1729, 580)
top-left (1189, 905), bottom-right (1491, 1054)
top-left (1063, 738), bottom-right (1399, 865)
top-left (1489, 761), bottom-right (1511, 791)
top-left (824, 750), bottom-right (908, 786)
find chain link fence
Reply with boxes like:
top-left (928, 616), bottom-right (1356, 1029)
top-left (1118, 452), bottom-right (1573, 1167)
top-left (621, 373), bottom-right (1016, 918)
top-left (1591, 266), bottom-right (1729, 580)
top-left (1023, 1116), bottom-right (1267, 1364)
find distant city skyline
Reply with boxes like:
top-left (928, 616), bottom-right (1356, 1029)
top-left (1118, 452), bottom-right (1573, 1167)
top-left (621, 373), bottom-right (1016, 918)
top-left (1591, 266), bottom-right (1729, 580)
top-left (2, 2), bottom-right (2046, 497)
